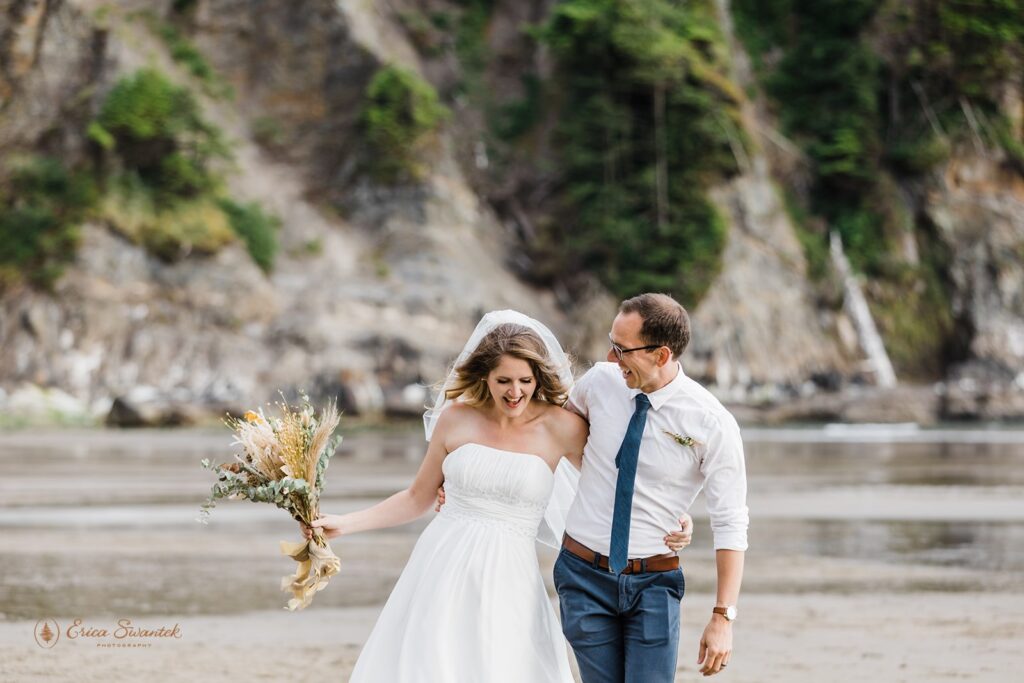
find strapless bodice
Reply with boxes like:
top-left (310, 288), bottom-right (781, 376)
top-left (438, 443), bottom-right (554, 538)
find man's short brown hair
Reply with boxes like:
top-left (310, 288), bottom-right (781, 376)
top-left (618, 293), bottom-right (690, 358)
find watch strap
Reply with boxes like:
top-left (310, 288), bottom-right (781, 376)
top-left (712, 606), bottom-right (736, 620)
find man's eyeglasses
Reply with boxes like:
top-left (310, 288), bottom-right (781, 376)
top-left (608, 334), bottom-right (663, 362)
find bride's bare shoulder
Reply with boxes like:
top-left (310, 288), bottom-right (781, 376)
top-left (442, 402), bottom-right (480, 421)
top-left (433, 402), bottom-right (482, 435)
top-left (539, 401), bottom-right (586, 433)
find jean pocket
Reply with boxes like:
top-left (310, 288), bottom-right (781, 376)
top-left (653, 567), bottom-right (685, 600)
top-left (560, 589), bottom-right (613, 642)
top-left (639, 585), bottom-right (681, 645)
top-left (553, 551), bottom-right (568, 589)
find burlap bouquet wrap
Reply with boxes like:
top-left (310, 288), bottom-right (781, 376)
top-left (280, 536), bottom-right (341, 610)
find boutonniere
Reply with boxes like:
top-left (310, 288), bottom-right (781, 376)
top-left (663, 430), bottom-right (701, 449)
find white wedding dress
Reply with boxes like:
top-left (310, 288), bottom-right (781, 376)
top-left (348, 443), bottom-right (575, 682)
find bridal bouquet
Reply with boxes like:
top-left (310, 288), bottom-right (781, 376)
top-left (198, 394), bottom-right (342, 610)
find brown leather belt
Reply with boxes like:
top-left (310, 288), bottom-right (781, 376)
top-left (562, 534), bottom-right (679, 574)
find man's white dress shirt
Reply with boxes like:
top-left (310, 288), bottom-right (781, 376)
top-left (564, 362), bottom-right (749, 556)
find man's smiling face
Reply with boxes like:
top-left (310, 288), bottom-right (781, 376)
top-left (607, 312), bottom-right (663, 393)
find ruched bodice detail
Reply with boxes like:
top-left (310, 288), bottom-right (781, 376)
top-left (438, 444), bottom-right (554, 539)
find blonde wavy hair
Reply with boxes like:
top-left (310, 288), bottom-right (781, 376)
top-left (444, 323), bottom-right (570, 408)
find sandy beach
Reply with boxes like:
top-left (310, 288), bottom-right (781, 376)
top-left (2, 427), bottom-right (1024, 682)
top-left (4, 569), bottom-right (1022, 682)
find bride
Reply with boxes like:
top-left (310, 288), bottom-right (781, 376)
top-left (302, 311), bottom-right (690, 681)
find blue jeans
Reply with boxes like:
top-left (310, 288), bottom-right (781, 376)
top-left (553, 547), bottom-right (685, 683)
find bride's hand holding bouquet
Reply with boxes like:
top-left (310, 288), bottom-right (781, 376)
top-left (300, 514), bottom-right (345, 540)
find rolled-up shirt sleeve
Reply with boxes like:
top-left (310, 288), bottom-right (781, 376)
top-left (700, 412), bottom-right (749, 551)
top-left (566, 367), bottom-right (594, 419)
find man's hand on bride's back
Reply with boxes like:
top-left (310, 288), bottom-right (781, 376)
top-left (434, 485), bottom-right (446, 512)
top-left (664, 513), bottom-right (694, 552)
top-left (301, 515), bottom-right (344, 540)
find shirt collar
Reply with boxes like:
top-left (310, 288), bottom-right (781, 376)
top-left (631, 362), bottom-right (685, 411)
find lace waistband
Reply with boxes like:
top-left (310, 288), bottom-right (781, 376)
top-left (437, 488), bottom-right (543, 539)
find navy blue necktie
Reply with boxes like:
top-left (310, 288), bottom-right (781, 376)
top-left (609, 393), bottom-right (651, 574)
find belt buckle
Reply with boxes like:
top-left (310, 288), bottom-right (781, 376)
top-left (617, 558), bottom-right (646, 575)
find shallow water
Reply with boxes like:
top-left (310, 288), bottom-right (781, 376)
top-left (1, 424), bottom-right (1023, 620)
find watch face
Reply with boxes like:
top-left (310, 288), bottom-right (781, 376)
top-left (726, 606), bottom-right (737, 620)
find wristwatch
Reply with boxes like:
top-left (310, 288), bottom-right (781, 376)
top-left (712, 605), bottom-right (737, 621)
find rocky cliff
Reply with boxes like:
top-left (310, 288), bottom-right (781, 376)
top-left (0, 0), bottom-right (572, 425)
top-left (1, 0), bottom-right (1022, 425)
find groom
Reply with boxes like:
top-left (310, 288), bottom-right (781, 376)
top-left (554, 292), bottom-right (748, 681)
